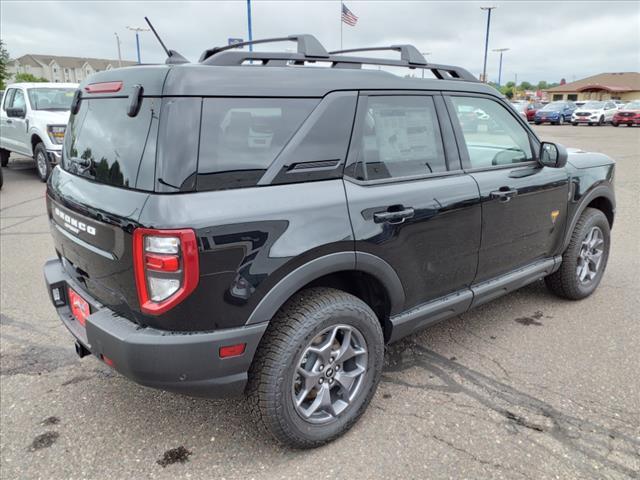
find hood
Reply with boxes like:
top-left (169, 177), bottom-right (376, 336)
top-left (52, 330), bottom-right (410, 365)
top-left (566, 148), bottom-right (615, 169)
top-left (537, 109), bottom-right (560, 115)
top-left (31, 109), bottom-right (71, 125)
top-left (574, 108), bottom-right (603, 115)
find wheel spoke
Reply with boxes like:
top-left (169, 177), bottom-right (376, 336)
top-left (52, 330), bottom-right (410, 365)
top-left (307, 326), bottom-right (339, 364)
top-left (334, 365), bottom-right (365, 393)
top-left (579, 262), bottom-right (589, 282)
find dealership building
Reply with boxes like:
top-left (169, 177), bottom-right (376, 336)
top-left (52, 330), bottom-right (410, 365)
top-left (545, 72), bottom-right (640, 102)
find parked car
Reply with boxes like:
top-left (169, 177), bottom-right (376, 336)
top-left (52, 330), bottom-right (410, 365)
top-left (512, 101), bottom-right (543, 122)
top-left (510, 101), bottom-right (529, 122)
top-left (612, 100), bottom-right (626, 109)
top-left (612, 100), bottom-right (640, 127)
top-left (534, 101), bottom-right (576, 125)
top-left (0, 82), bottom-right (78, 181)
top-left (43, 35), bottom-right (615, 448)
top-left (571, 100), bottom-right (618, 126)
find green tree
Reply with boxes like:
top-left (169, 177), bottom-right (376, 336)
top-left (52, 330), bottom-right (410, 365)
top-left (0, 40), bottom-right (10, 90)
top-left (520, 81), bottom-right (533, 91)
top-left (502, 87), bottom-right (514, 99)
top-left (14, 72), bottom-right (48, 83)
top-left (505, 81), bottom-right (516, 89)
top-left (537, 81), bottom-right (549, 90)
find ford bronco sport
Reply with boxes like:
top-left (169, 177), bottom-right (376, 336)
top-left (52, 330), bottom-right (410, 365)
top-left (43, 35), bottom-right (615, 448)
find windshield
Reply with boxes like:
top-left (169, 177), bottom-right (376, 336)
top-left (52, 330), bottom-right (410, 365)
top-left (583, 101), bottom-right (604, 109)
top-left (27, 88), bottom-right (75, 111)
top-left (541, 103), bottom-right (564, 112)
top-left (624, 101), bottom-right (640, 110)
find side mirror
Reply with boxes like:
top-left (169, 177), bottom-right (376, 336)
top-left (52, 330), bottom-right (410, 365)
top-left (6, 107), bottom-right (26, 118)
top-left (539, 142), bottom-right (568, 168)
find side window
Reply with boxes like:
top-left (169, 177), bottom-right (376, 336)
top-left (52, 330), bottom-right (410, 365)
top-left (450, 96), bottom-right (533, 169)
top-left (2, 89), bottom-right (15, 110)
top-left (350, 95), bottom-right (446, 181)
top-left (197, 98), bottom-right (318, 191)
top-left (12, 90), bottom-right (26, 110)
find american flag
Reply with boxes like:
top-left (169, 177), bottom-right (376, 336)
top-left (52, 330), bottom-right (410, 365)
top-left (341, 3), bottom-right (358, 26)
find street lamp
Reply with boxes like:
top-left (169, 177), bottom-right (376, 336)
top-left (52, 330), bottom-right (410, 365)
top-left (421, 52), bottom-right (432, 78)
top-left (114, 33), bottom-right (122, 68)
top-left (492, 47), bottom-right (509, 87)
top-left (480, 6), bottom-right (497, 83)
top-left (126, 25), bottom-right (150, 64)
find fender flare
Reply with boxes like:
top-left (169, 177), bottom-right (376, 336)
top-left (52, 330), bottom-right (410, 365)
top-left (246, 251), bottom-right (405, 325)
top-left (562, 184), bottom-right (615, 251)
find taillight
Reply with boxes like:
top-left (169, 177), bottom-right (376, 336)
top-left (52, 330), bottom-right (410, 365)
top-left (133, 228), bottom-right (199, 315)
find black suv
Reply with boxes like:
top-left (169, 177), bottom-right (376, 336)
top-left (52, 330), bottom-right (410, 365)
top-left (44, 35), bottom-right (615, 448)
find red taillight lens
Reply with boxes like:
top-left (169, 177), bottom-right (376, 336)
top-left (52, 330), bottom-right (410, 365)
top-left (133, 228), bottom-right (199, 315)
top-left (84, 81), bottom-right (123, 94)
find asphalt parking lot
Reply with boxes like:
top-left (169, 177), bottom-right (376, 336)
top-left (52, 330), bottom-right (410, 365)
top-left (1, 125), bottom-right (639, 479)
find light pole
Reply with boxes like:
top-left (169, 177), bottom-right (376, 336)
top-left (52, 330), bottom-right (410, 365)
top-left (421, 52), bottom-right (432, 78)
top-left (492, 48), bottom-right (509, 86)
top-left (114, 33), bottom-right (122, 67)
top-left (480, 6), bottom-right (497, 83)
top-left (126, 26), bottom-right (150, 64)
top-left (247, 0), bottom-right (253, 51)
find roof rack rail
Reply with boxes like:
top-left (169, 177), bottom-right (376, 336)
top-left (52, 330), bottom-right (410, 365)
top-left (199, 34), bottom-right (329, 62)
top-left (199, 33), bottom-right (478, 82)
top-left (329, 45), bottom-right (427, 65)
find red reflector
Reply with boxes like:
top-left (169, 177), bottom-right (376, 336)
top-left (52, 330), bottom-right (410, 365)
top-left (102, 355), bottom-right (115, 367)
top-left (68, 287), bottom-right (90, 327)
top-left (84, 81), bottom-right (123, 94)
top-left (145, 253), bottom-right (179, 272)
top-left (219, 343), bottom-right (246, 358)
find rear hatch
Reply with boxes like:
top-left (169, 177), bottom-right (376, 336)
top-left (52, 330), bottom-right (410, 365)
top-left (46, 67), bottom-right (168, 321)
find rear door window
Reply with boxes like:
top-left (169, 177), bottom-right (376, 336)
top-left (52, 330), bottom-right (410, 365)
top-left (197, 98), bottom-right (318, 191)
top-left (349, 95), bottom-right (446, 181)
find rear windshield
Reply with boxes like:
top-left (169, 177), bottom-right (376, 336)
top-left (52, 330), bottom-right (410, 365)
top-left (62, 98), bottom-right (158, 189)
top-left (197, 98), bottom-right (318, 190)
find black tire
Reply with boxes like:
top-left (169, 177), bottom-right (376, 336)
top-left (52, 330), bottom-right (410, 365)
top-left (545, 208), bottom-right (610, 300)
top-left (534, 121), bottom-right (541, 125)
top-left (598, 116), bottom-right (604, 126)
top-left (34, 143), bottom-right (51, 182)
top-left (572, 122), bottom-right (578, 126)
top-left (612, 121), bottom-right (619, 127)
top-left (247, 287), bottom-right (384, 448)
top-left (557, 115), bottom-right (564, 125)
top-left (0, 148), bottom-right (9, 167)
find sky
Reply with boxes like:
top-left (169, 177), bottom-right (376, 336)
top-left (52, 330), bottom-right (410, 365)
top-left (1, 1), bottom-right (639, 84)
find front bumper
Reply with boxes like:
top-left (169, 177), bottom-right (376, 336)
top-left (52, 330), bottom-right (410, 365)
top-left (44, 258), bottom-right (268, 398)
top-left (613, 116), bottom-right (640, 125)
top-left (46, 149), bottom-right (62, 165)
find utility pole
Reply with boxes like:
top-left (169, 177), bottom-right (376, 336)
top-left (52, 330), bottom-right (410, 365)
top-left (421, 52), bottom-right (432, 79)
top-left (114, 33), bottom-right (122, 67)
top-left (126, 25), bottom-right (150, 64)
top-left (480, 6), bottom-right (497, 83)
top-left (492, 47), bottom-right (509, 86)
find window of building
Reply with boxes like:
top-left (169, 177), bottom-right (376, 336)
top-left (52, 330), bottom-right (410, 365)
top-left (450, 96), bottom-right (533, 169)
top-left (567, 94), bottom-right (577, 101)
top-left (349, 95), bottom-right (446, 181)
top-left (552, 94), bottom-right (564, 101)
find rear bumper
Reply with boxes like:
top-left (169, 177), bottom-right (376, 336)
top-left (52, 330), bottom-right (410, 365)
top-left (43, 258), bottom-right (267, 398)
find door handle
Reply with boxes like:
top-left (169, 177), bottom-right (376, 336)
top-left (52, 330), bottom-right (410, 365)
top-left (6, 119), bottom-right (12, 124)
top-left (373, 207), bottom-right (415, 224)
top-left (490, 188), bottom-right (518, 203)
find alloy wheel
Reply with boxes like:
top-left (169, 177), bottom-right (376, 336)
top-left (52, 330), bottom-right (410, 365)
top-left (577, 226), bottom-right (604, 283)
top-left (36, 151), bottom-right (48, 179)
top-left (292, 324), bottom-right (368, 424)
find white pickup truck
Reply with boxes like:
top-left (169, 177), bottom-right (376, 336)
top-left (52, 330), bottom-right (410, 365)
top-left (0, 82), bottom-right (78, 181)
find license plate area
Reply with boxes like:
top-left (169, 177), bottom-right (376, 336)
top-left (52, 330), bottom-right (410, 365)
top-left (68, 287), bottom-right (90, 327)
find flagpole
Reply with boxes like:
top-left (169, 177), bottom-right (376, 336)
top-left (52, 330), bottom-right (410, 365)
top-left (340, 2), bottom-right (343, 49)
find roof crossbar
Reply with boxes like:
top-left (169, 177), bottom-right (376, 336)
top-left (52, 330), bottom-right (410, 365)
top-left (199, 34), bottom-right (329, 62)
top-left (329, 45), bottom-right (427, 65)
top-left (199, 34), bottom-right (478, 82)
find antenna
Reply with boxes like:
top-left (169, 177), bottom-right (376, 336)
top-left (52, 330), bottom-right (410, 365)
top-left (145, 17), bottom-right (170, 57)
top-left (143, 17), bottom-right (189, 64)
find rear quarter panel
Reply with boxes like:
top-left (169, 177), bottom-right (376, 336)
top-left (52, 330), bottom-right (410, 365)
top-left (137, 179), bottom-right (354, 331)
